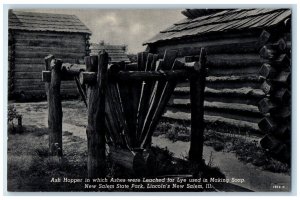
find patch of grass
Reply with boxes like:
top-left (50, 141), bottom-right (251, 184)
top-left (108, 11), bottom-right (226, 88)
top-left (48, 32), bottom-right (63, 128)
top-left (7, 126), bottom-right (87, 191)
top-left (154, 121), bottom-right (290, 174)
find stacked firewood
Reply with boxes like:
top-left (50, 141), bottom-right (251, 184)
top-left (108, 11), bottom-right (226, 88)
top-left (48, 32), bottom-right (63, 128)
top-left (258, 22), bottom-right (291, 163)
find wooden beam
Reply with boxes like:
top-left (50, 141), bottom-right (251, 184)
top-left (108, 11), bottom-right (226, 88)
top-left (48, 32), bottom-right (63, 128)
top-left (86, 51), bottom-right (108, 178)
top-left (116, 70), bottom-right (190, 81)
top-left (48, 58), bottom-right (63, 156)
top-left (273, 88), bottom-right (291, 103)
top-left (109, 147), bottom-right (147, 176)
top-left (258, 117), bottom-right (277, 133)
top-left (258, 98), bottom-right (277, 114)
top-left (189, 48), bottom-right (207, 163)
top-left (259, 63), bottom-right (277, 78)
top-left (79, 71), bottom-right (97, 85)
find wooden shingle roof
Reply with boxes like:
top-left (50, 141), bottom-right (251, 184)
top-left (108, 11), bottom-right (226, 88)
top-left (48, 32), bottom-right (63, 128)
top-left (145, 9), bottom-right (291, 45)
top-left (90, 43), bottom-right (130, 63)
top-left (9, 10), bottom-right (91, 34)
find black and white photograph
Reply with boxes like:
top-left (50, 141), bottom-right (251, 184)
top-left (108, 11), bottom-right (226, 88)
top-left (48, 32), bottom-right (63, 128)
top-left (5, 7), bottom-right (293, 193)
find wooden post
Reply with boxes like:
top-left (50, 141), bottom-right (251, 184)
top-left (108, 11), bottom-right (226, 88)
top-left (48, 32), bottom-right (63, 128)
top-left (48, 58), bottom-right (63, 156)
top-left (189, 48), bottom-right (207, 164)
top-left (86, 52), bottom-right (108, 178)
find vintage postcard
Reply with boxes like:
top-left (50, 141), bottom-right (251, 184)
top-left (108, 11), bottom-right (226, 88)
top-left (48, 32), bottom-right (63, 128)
top-left (6, 7), bottom-right (292, 192)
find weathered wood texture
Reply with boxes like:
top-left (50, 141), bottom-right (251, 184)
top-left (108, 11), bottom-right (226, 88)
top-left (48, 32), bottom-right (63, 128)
top-left (153, 29), bottom-right (291, 143)
top-left (48, 58), bottom-right (63, 156)
top-left (257, 32), bottom-right (291, 162)
top-left (189, 48), bottom-right (206, 163)
top-left (9, 30), bottom-right (89, 100)
top-left (86, 52), bottom-right (108, 178)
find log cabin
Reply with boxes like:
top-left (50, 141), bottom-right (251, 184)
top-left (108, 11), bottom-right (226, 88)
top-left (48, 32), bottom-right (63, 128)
top-left (144, 9), bottom-right (291, 161)
top-left (90, 42), bottom-right (130, 63)
top-left (8, 10), bottom-right (91, 100)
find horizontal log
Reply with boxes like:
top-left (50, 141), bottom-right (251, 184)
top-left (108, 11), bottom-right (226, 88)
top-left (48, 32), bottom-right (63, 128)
top-left (14, 50), bottom-right (85, 59)
top-left (14, 88), bottom-right (78, 95)
top-left (90, 49), bottom-right (126, 54)
top-left (14, 45), bottom-right (86, 54)
top-left (116, 70), bottom-right (191, 81)
top-left (15, 39), bottom-right (86, 49)
top-left (177, 77), bottom-right (263, 90)
top-left (14, 72), bottom-right (41, 79)
top-left (208, 65), bottom-right (261, 76)
top-left (206, 54), bottom-right (265, 68)
top-left (42, 71), bottom-right (78, 82)
top-left (14, 34), bottom-right (86, 42)
top-left (14, 31), bottom-right (86, 39)
top-left (14, 58), bottom-right (77, 64)
top-left (155, 32), bottom-right (267, 57)
top-left (162, 109), bottom-right (261, 134)
top-left (14, 79), bottom-right (76, 87)
top-left (173, 87), bottom-right (265, 105)
top-left (15, 82), bottom-right (76, 90)
top-left (174, 86), bottom-right (265, 98)
top-left (167, 100), bottom-right (263, 123)
top-left (109, 147), bottom-right (147, 176)
top-left (169, 98), bottom-right (260, 114)
top-left (14, 64), bottom-right (44, 72)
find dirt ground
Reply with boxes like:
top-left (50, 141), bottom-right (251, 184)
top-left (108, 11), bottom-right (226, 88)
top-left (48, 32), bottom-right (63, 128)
top-left (7, 100), bottom-right (291, 192)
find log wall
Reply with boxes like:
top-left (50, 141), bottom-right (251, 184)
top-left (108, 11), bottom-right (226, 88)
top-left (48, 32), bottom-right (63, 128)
top-left (9, 30), bottom-right (90, 100)
top-left (150, 29), bottom-right (291, 140)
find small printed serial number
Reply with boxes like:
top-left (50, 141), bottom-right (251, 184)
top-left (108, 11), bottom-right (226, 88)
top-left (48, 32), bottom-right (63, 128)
top-left (271, 183), bottom-right (288, 191)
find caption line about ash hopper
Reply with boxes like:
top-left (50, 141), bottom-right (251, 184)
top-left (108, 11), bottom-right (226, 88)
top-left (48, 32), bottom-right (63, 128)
top-left (50, 177), bottom-right (245, 190)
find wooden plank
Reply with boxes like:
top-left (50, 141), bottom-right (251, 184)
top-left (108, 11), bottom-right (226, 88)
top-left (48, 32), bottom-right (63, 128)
top-left (136, 53), bottom-right (154, 140)
top-left (140, 50), bottom-right (178, 147)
